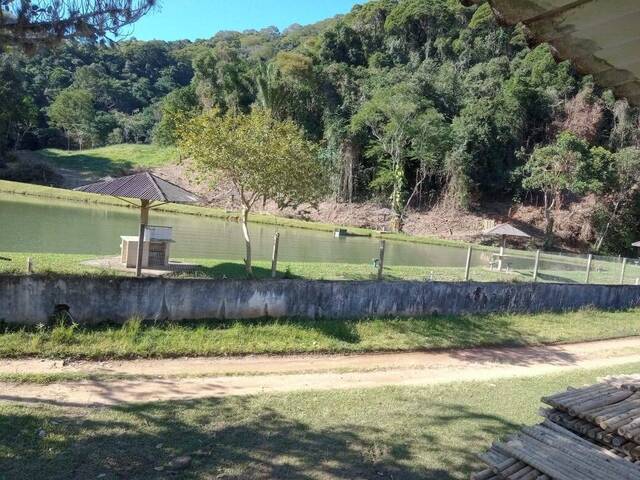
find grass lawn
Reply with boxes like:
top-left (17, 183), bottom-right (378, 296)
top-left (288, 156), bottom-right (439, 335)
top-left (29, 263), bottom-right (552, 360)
top-left (1, 307), bottom-right (639, 359)
top-left (0, 251), bottom-right (499, 281)
top-left (30, 144), bottom-right (178, 177)
top-left (3, 251), bottom-right (640, 286)
top-left (2, 362), bottom-right (640, 479)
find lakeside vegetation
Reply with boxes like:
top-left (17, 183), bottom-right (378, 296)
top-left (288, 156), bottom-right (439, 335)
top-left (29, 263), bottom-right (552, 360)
top-left (3, 363), bottom-right (640, 478)
top-left (0, 308), bottom-right (638, 359)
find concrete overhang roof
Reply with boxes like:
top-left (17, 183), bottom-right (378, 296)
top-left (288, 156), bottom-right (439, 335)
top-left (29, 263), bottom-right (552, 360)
top-left (465, 0), bottom-right (640, 105)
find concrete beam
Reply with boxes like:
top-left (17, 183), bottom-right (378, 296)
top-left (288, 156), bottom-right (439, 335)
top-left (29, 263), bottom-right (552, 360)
top-left (481, 0), bottom-right (640, 105)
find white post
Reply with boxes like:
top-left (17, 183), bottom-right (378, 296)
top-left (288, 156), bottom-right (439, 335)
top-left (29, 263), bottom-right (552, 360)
top-left (585, 254), bottom-right (593, 284)
top-left (464, 246), bottom-right (472, 281)
top-left (136, 200), bottom-right (150, 278)
top-left (26, 257), bottom-right (32, 274)
top-left (498, 245), bottom-right (504, 272)
top-left (532, 249), bottom-right (540, 283)
top-left (271, 232), bottom-right (280, 278)
top-left (620, 258), bottom-right (627, 285)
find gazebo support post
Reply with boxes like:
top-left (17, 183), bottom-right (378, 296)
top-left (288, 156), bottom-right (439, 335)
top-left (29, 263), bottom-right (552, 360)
top-left (136, 199), bottom-right (151, 278)
top-left (498, 235), bottom-right (506, 272)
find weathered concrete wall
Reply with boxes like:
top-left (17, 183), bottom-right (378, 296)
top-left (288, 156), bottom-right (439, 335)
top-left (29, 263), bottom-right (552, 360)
top-left (2, 275), bottom-right (640, 325)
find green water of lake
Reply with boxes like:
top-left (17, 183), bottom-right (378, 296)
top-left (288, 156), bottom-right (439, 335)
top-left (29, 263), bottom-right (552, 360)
top-left (0, 192), bottom-right (488, 267)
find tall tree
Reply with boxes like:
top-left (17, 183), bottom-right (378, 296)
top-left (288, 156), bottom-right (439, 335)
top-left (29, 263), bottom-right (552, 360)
top-left (522, 132), bottom-right (603, 248)
top-left (594, 147), bottom-right (640, 251)
top-left (178, 109), bottom-right (326, 275)
top-left (352, 84), bottom-right (449, 231)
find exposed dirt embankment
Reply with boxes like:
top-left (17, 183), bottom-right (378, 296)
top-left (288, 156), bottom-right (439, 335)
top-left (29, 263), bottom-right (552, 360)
top-left (21, 154), bottom-right (595, 251)
top-left (152, 163), bottom-right (596, 251)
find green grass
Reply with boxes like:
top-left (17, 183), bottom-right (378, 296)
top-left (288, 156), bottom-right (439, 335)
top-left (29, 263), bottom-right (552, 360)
top-left (1, 308), bottom-right (639, 359)
top-left (32, 144), bottom-right (178, 177)
top-left (0, 251), bottom-right (493, 281)
top-left (2, 362), bottom-right (640, 479)
top-left (3, 251), bottom-right (640, 286)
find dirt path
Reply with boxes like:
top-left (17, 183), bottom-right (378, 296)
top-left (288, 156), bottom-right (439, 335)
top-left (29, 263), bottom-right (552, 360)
top-left (2, 337), bottom-right (640, 406)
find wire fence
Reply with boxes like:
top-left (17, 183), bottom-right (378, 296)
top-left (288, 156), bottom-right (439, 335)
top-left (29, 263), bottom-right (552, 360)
top-left (3, 230), bottom-right (640, 286)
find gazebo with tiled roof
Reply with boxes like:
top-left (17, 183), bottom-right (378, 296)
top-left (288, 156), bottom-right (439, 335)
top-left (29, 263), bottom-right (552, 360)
top-left (76, 172), bottom-right (200, 277)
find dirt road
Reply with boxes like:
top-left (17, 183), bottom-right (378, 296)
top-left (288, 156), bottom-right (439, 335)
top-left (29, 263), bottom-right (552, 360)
top-left (2, 337), bottom-right (640, 406)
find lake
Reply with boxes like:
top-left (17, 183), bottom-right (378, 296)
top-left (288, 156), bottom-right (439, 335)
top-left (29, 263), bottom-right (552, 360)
top-left (0, 192), bottom-right (484, 268)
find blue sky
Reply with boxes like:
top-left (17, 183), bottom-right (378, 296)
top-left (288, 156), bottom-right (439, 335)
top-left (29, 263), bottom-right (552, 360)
top-left (129, 0), bottom-right (363, 41)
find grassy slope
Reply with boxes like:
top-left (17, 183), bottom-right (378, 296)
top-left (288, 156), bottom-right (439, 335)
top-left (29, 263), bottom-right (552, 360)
top-left (1, 308), bottom-right (639, 359)
top-left (32, 144), bottom-right (178, 176)
top-left (2, 362), bottom-right (640, 479)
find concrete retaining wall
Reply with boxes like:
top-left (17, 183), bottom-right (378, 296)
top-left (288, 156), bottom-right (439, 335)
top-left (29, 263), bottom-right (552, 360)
top-left (2, 275), bottom-right (640, 325)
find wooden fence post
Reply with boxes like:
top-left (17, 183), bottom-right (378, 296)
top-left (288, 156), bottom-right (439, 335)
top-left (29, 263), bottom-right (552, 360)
top-left (464, 246), bottom-right (472, 281)
top-left (585, 254), bottom-right (593, 284)
top-left (377, 240), bottom-right (385, 280)
top-left (620, 257), bottom-right (627, 285)
top-left (532, 250), bottom-right (540, 283)
top-left (26, 257), bottom-right (32, 274)
top-left (271, 232), bottom-right (280, 278)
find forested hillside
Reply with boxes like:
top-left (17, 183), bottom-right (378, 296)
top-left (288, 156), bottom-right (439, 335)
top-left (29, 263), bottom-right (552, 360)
top-left (2, 0), bottom-right (640, 253)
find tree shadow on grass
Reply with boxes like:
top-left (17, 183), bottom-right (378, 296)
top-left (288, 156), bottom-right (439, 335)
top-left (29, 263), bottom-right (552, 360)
top-left (0, 394), bottom-right (520, 480)
top-left (536, 272), bottom-right (580, 284)
top-left (380, 314), bottom-right (577, 365)
top-left (174, 262), bottom-right (302, 280)
top-left (191, 316), bottom-right (361, 345)
top-left (383, 313), bottom-right (530, 349)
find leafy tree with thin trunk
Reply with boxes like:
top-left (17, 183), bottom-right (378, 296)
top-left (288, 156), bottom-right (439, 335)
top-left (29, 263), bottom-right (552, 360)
top-left (351, 83), bottom-right (450, 231)
top-left (178, 108), bottom-right (326, 275)
top-left (594, 147), bottom-right (640, 251)
top-left (522, 132), bottom-right (604, 249)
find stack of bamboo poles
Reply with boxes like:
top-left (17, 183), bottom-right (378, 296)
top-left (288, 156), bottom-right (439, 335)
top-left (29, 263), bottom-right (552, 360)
top-left (471, 376), bottom-right (640, 479)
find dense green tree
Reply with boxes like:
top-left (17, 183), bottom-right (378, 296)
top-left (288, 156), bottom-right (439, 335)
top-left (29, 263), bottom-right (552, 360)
top-left (152, 85), bottom-right (200, 146)
top-left (0, 54), bottom-right (36, 156)
top-left (384, 0), bottom-right (460, 60)
top-left (48, 88), bottom-right (95, 150)
top-left (352, 83), bottom-right (450, 230)
top-left (192, 44), bottom-right (252, 113)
